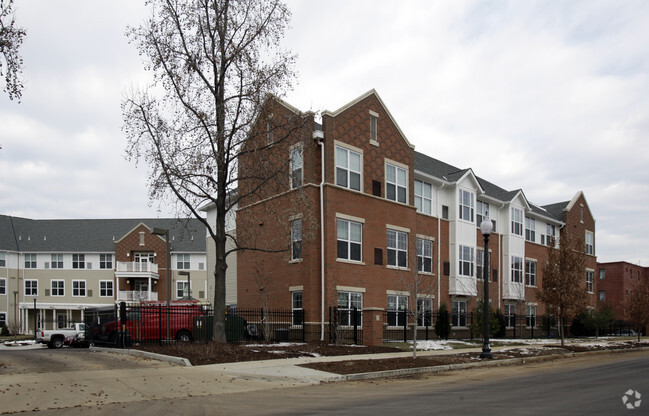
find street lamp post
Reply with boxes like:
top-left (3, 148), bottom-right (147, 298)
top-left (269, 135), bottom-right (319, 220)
top-left (33, 297), bottom-right (37, 341)
top-left (151, 227), bottom-right (171, 340)
top-left (13, 291), bottom-right (18, 338)
top-left (479, 216), bottom-right (494, 359)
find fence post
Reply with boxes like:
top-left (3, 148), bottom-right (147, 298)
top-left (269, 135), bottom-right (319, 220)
top-left (470, 311), bottom-right (473, 341)
top-left (302, 310), bottom-right (306, 342)
top-left (352, 306), bottom-right (358, 345)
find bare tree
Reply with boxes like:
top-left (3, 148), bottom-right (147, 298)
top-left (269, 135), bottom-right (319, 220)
top-left (624, 276), bottom-right (649, 342)
top-left (122, 0), bottom-right (296, 342)
top-left (0, 0), bottom-right (25, 102)
top-left (536, 231), bottom-right (589, 346)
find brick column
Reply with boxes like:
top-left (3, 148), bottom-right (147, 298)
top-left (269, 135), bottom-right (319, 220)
top-left (362, 307), bottom-right (384, 346)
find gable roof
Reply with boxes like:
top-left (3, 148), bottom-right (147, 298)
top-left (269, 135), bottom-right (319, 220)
top-left (0, 216), bottom-right (206, 253)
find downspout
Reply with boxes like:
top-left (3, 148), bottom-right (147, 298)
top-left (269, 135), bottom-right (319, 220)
top-left (314, 129), bottom-right (325, 340)
top-left (436, 183), bottom-right (445, 310)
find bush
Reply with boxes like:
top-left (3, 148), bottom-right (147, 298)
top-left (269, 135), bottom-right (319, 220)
top-left (435, 304), bottom-right (451, 340)
top-left (0, 325), bottom-right (8, 336)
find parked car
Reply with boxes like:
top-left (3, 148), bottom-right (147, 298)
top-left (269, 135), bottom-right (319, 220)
top-left (37, 323), bottom-right (88, 349)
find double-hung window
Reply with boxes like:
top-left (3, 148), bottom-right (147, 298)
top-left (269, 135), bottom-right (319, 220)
top-left (337, 219), bottom-right (362, 262)
top-left (511, 208), bottom-right (523, 236)
top-left (292, 291), bottom-right (303, 326)
top-left (387, 295), bottom-right (408, 327)
top-left (177, 281), bottom-right (189, 298)
top-left (525, 260), bottom-right (537, 286)
top-left (0, 278), bottom-right (5, 295)
top-left (414, 179), bottom-right (432, 215)
top-left (100, 280), bottom-right (114, 297)
top-left (458, 245), bottom-right (474, 277)
top-left (0, 252), bottom-right (5, 267)
top-left (387, 229), bottom-right (407, 268)
top-left (586, 270), bottom-right (594, 293)
top-left (72, 254), bottom-right (85, 269)
top-left (459, 189), bottom-right (474, 222)
top-left (452, 300), bottom-right (467, 327)
top-left (585, 231), bottom-right (594, 255)
top-left (476, 249), bottom-right (484, 280)
top-left (177, 254), bottom-right (190, 270)
top-left (337, 291), bottom-right (362, 326)
top-left (25, 280), bottom-right (37, 296)
top-left (511, 256), bottom-right (523, 283)
top-left (72, 280), bottom-right (86, 297)
top-left (51, 254), bottom-right (63, 269)
top-left (417, 298), bottom-right (433, 326)
top-left (25, 254), bottom-right (36, 269)
top-left (545, 224), bottom-right (555, 246)
top-left (525, 217), bottom-right (535, 242)
top-left (336, 145), bottom-right (361, 191)
top-left (291, 218), bottom-right (302, 261)
top-left (290, 145), bottom-right (303, 189)
top-left (100, 254), bottom-right (113, 269)
top-left (416, 238), bottom-right (432, 273)
top-left (386, 163), bottom-right (407, 203)
top-left (526, 304), bottom-right (537, 328)
top-left (476, 200), bottom-right (489, 226)
top-left (505, 304), bottom-right (516, 327)
top-left (51, 280), bottom-right (64, 296)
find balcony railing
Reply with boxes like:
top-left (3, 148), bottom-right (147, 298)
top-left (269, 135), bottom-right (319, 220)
top-left (116, 261), bottom-right (158, 273)
top-left (118, 291), bottom-right (158, 302)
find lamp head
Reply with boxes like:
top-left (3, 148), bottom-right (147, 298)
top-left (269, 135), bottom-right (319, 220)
top-left (480, 217), bottom-right (493, 236)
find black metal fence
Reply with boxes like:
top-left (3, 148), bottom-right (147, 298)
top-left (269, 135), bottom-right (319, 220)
top-left (329, 306), bottom-right (363, 344)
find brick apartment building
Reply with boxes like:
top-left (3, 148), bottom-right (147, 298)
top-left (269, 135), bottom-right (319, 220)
top-left (597, 261), bottom-right (649, 321)
top-left (0, 216), bottom-right (230, 335)
top-left (235, 90), bottom-right (598, 344)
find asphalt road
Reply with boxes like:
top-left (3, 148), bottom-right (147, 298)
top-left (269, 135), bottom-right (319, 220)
top-left (18, 350), bottom-right (648, 415)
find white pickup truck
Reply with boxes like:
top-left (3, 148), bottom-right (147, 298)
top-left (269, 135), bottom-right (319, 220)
top-left (37, 323), bottom-right (88, 349)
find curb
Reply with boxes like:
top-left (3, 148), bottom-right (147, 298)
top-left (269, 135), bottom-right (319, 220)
top-left (342, 346), bottom-right (649, 381)
top-left (91, 346), bottom-right (192, 367)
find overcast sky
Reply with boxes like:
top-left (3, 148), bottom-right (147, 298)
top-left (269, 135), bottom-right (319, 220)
top-left (1, 1), bottom-right (648, 265)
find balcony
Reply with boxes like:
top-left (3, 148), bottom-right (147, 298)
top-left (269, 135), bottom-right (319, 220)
top-left (118, 291), bottom-right (159, 302)
top-left (115, 261), bottom-right (159, 280)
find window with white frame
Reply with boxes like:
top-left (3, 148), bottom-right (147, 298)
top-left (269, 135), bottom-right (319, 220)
top-left (525, 260), bottom-right (536, 286)
top-left (511, 208), bottom-right (523, 236)
top-left (291, 218), bottom-right (302, 261)
top-left (585, 231), bottom-right (594, 255)
top-left (414, 179), bottom-right (432, 215)
top-left (525, 217), bottom-right (535, 242)
top-left (599, 269), bottom-right (605, 279)
top-left (476, 200), bottom-right (492, 229)
top-left (292, 291), bottom-right (303, 326)
top-left (51, 254), bottom-right (63, 269)
top-left (370, 112), bottom-right (378, 143)
top-left (51, 280), bottom-right (64, 296)
top-left (386, 163), bottom-right (407, 203)
top-left (511, 256), bottom-right (523, 283)
top-left (335, 145), bottom-right (361, 191)
top-left (177, 281), bottom-right (189, 298)
top-left (100, 280), bottom-right (114, 297)
top-left (458, 245), bottom-right (474, 277)
top-left (476, 249), bottom-right (484, 280)
top-left (72, 280), bottom-right (86, 297)
top-left (387, 295), bottom-right (408, 326)
top-left (416, 238), bottom-right (432, 273)
top-left (599, 291), bottom-right (605, 302)
top-left (459, 189), bottom-right (474, 222)
top-left (0, 312), bottom-right (5, 328)
top-left (452, 300), bottom-right (467, 327)
top-left (72, 254), bottom-right (85, 269)
top-left (337, 291), bottom-right (362, 326)
top-left (25, 279), bottom-right (37, 296)
top-left (0, 251), bottom-right (5, 267)
top-left (505, 304), bottom-right (516, 327)
top-left (586, 270), bottom-right (594, 293)
top-left (545, 224), bottom-right (556, 246)
top-left (387, 229), bottom-right (408, 268)
top-left (0, 278), bottom-right (5, 295)
top-left (337, 219), bottom-right (362, 262)
top-left (290, 145), bottom-right (303, 189)
top-left (177, 254), bottom-right (190, 270)
top-left (100, 254), bottom-right (113, 269)
top-left (24, 254), bottom-right (36, 269)
top-left (526, 304), bottom-right (537, 328)
top-left (417, 298), bottom-right (433, 327)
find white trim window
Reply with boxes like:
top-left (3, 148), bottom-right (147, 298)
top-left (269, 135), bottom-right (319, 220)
top-left (505, 304), bottom-right (516, 327)
top-left (0, 278), bottom-right (6, 295)
top-left (72, 280), bottom-right (86, 297)
top-left (525, 217), bottom-right (535, 242)
top-left (337, 291), bottom-right (362, 326)
top-left (72, 254), bottom-right (85, 269)
top-left (100, 280), bottom-right (114, 297)
top-left (459, 189), bottom-right (474, 222)
top-left (177, 254), bottom-right (190, 270)
top-left (370, 112), bottom-right (378, 143)
top-left (51, 280), bottom-right (65, 296)
top-left (511, 208), bottom-right (523, 236)
top-left (177, 281), bottom-right (189, 298)
top-left (526, 304), bottom-right (537, 328)
top-left (291, 218), bottom-right (302, 261)
top-left (386, 163), bottom-right (407, 204)
top-left (100, 254), bottom-right (113, 270)
top-left (417, 297), bottom-right (433, 327)
top-left (458, 245), bottom-right (474, 277)
top-left (0, 312), bottom-right (5, 328)
top-left (25, 279), bottom-right (37, 296)
top-left (476, 249), bottom-right (484, 280)
top-left (337, 219), bottom-right (362, 262)
top-left (290, 145), bottom-right (303, 189)
top-left (387, 229), bottom-right (408, 268)
top-left (414, 179), bottom-right (432, 215)
top-left (0, 251), bottom-right (5, 267)
top-left (51, 254), bottom-right (63, 269)
top-left (387, 295), bottom-right (408, 327)
top-left (452, 300), bottom-right (467, 327)
top-left (585, 231), bottom-right (594, 255)
top-left (476, 200), bottom-right (489, 227)
top-left (545, 224), bottom-right (556, 246)
top-left (335, 145), bottom-right (361, 191)
top-left (416, 238), bottom-right (433, 273)
top-left (24, 254), bottom-right (36, 269)
top-left (292, 291), bottom-right (303, 326)
top-left (511, 256), bottom-right (523, 283)
top-left (586, 270), bottom-right (594, 293)
top-left (525, 260), bottom-right (537, 287)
